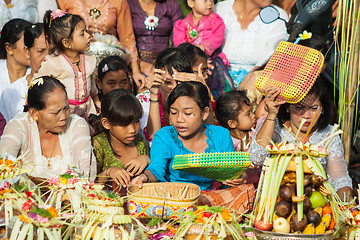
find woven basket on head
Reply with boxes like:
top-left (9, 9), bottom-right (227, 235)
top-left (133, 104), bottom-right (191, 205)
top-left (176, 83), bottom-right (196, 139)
top-left (255, 41), bottom-right (324, 104)
top-left (127, 182), bottom-right (200, 219)
top-left (173, 152), bottom-right (251, 182)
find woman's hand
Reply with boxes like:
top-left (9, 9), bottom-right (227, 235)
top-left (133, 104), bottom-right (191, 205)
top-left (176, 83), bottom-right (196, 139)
top-left (263, 87), bottom-right (286, 117)
top-left (172, 64), bottom-right (206, 85)
top-left (133, 71), bottom-right (146, 90)
top-left (107, 167), bottom-right (133, 188)
top-left (222, 172), bottom-right (247, 187)
top-left (146, 69), bottom-right (165, 95)
top-left (130, 173), bottom-right (148, 188)
top-left (125, 155), bottom-right (150, 176)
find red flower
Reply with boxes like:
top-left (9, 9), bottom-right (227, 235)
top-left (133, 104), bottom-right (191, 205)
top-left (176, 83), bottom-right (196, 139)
top-left (22, 199), bottom-right (33, 212)
top-left (25, 191), bottom-right (32, 198)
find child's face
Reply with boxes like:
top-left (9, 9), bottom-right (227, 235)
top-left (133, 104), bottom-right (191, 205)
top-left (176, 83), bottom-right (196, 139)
top-left (160, 69), bottom-right (181, 99)
top-left (69, 21), bottom-right (91, 52)
top-left (233, 104), bottom-right (256, 131)
top-left (97, 70), bottom-right (130, 95)
top-left (108, 120), bottom-right (140, 145)
top-left (189, 0), bottom-right (214, 16)
top-left (169, 96), bottom-right (209, 140)
top-left (193, 59), bottom-right (209, 80)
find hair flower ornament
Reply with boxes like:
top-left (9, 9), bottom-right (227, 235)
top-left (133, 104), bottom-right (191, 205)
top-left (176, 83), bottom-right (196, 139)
top-left (49, 9), bottom-right (66, 27)
top-left (294, 30), bottom-right (312, 44)
top-left (102, 64), bottom-right (109, 73)
top-left (29, 77), bottom-right (44, 89)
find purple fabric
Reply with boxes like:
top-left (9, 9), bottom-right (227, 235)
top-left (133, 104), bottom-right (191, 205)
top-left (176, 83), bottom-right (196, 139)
top-left (128, 0), bottom-right (183, 54)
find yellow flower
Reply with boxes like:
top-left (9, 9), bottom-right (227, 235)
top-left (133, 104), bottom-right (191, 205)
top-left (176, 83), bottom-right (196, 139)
top-left (48, 206), bottom-right (58, 218)
top-left (299, 30), bottom-right (312, 41)
top-left (60, 177), bottom-right (67, 185)
top-left (221, 209), bottom-right (232, 222)
top-left (19, 215), bottom-right (29, 223)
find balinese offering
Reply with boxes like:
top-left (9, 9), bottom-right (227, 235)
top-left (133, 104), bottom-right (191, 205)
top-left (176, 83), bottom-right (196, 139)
top-left (173, 152), bottom-right (250, 182)
top-left (252, 124), bottom-right (348, 237)
top-left (174, 206), bottom-right (245, 240)
top-left (127, 182), bottom-right (200, 219)
top-left (8, 190), bottom-right (66, 240)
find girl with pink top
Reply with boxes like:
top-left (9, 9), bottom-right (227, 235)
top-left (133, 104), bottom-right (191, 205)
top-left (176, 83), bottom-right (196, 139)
top-left (172, 0), bottom-right (229, 67)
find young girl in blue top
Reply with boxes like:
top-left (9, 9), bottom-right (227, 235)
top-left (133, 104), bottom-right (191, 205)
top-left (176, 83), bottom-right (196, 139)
top-left (132, 81), bottom-right (234, 190)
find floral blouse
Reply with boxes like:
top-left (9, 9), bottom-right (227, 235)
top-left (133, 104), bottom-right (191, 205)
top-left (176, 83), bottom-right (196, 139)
top-left (93, 132), bottom-right (149, 173)
top-left (248, 120), bottom-right (353, 192)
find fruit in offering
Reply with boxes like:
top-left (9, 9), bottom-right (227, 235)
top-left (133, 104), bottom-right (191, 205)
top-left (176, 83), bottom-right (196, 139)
top-left (273, 217), bottom-right (291, 233)
top-left (310, 191), bottom-right (326, 209)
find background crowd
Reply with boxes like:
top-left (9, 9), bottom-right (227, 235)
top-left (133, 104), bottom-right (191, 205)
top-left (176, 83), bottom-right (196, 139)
top-left (0, 0), bottom-right (353, 211)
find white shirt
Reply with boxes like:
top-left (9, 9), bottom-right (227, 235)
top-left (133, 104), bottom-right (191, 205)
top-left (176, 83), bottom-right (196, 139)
top-left (0, 59), bottom-right (31, 96)
top-left (215, 0), bottom-right (289, 72)
top-left (0, 74), bottom-right (28, 122)
top-left (0, 0), bottom-right (58, 29)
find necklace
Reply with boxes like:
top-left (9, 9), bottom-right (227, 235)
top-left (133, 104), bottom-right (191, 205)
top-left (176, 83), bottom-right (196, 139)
top-left (82, 0), bottom-right (109, 34)
top-left (72, 60), bottom-right (81, 71)
top-left (139, 0), bottom-right (159, 31)
top-left (40, 135), bottom-right (57, 170)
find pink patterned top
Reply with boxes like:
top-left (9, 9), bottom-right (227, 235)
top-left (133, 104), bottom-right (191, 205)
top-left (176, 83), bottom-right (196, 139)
top-left (173, 12), bottom-right (229, 67)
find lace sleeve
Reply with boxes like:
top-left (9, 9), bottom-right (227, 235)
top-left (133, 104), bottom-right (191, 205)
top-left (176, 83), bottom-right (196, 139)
top-left (0, 117), bottom-right (24, 157)
top-left (68, 116), bottom-right (97, 179)
top-left (325, 135), bottom-right (352, 192)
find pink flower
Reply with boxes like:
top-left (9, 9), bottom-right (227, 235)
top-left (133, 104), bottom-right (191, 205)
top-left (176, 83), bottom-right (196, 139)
top-left (138, 94), bottom-right (149, 103)
top-left (0, 181), bottom-right (9, 189)
top-left (67, 178), bottom-right (79, 184)
top-left (48, 177), bottom-right (60, 186)
top-left (36, 215), bottom-right (49, 224)
top-left (50, 9), bottom-right (65, 20)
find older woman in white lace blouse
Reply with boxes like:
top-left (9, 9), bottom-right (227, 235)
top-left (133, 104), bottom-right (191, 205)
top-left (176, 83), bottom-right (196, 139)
top-left (248, 78), bottom-right (353, 201)
top-left (0, 76), bottom-right (96, 179)
top-left (214, 0), bottom-right (289, 88)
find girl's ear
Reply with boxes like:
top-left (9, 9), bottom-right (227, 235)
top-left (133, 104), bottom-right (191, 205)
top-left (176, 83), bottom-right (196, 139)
top-left (101, 117), bottom-right (111, 130)
top-left (201, 106), bottom-right (210, 122)
top-left (187, 0), bottom-right (195, 8)
top-left (5, 43), bottom-right (14, 56)
top-left (62, 38), bottom-right (71, 50)
top-left (227, 119), bottom-right (237, 129)
top-left (95, 76), bottom-right (102, 90)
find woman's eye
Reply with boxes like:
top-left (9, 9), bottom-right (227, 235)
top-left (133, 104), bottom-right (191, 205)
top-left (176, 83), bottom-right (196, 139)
top-left (170, 111), bottom-right (177, 115)
top-left (185, 112), bottom-right (193, 116)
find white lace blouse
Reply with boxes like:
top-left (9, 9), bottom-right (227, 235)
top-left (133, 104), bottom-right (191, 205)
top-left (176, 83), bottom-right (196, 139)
top-left (214, 0), bottom-right (289, 72)
top-left (0, 112), bottom-right (97, 179)
top-left (0, 0), bottom-right (58, 30)
top-left (248, 120), bottom-right (353, 192)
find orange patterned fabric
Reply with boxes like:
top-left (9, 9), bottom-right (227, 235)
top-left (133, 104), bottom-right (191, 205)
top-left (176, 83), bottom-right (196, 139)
top-left (198, 184), bottom-right (255, 214)
top-left (57, 0), bottom-right (136, 51)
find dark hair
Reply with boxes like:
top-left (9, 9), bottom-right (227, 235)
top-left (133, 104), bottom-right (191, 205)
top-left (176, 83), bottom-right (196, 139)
top-left (155, 48), bottom-right (193, 75)
top-left (166, 81), bottom-right (209, 113)
top-left (184, 0), bottom-right (217, 9)
top-left (277, 76), bottom-right (337, 131)
top-left (98, 56), bottom-right (131, 81)
top-left (215, 90), bottom-right (251, 129)
top-left (43, 10), bottom-right (84, 54)
top-left (24, 23), bottom-right (44, 49)
top-left (297, 36), bottom-right (331, 63)
top-left (24, 76), bottom-right (67, 112)
top-left (0, 19), bottom-right (32, 59)
top-left (101, 89), bottom-right (143, 127)
top-left (177, 43), bottom-right (208, 67)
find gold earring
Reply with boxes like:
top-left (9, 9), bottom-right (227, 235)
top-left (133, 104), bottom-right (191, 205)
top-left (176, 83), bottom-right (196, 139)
top-left (34, 117), bottom-right (38, 122)
top-left (8, 51), bottom-right (13, 56)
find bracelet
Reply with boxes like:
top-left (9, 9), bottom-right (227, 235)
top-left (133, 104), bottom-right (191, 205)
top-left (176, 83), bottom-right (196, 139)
top-left (150, 99), bottom-right (160, 102)
top-left (266, 117), bottom-right (276, 121)
top-left (143, 172), bottom-right (149, 182)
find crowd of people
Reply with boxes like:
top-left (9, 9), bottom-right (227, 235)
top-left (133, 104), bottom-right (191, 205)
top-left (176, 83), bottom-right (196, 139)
top-left (0, 0), bottom-right (353, 212)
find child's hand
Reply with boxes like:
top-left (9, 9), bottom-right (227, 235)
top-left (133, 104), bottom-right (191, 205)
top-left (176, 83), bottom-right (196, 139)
top-left (263, 87), bottom-right (286, 117)
top-left (130, 173), bottom-right (148, 188)
top-left (172, 65), bottom-right (205, 85)
top-left (125, 155), bottom-right (150, 176)
top-left (146, 69), bottom-right (165, 95)
top-left (207, 59), bottom-right (214, 76)
top-left (222, 172), bottom-right (247, 187)
top-left (107, 167), bottom-right (133, 188)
